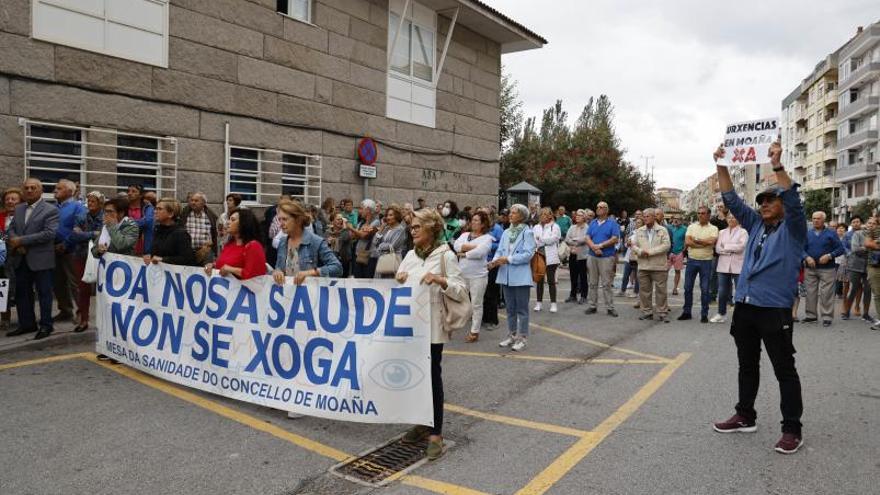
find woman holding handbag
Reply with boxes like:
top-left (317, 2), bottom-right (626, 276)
top-left (489, 204), bottom-right (537, 351)
top-left (271, 200), bottom-right (342, 286)
top-left (453, 211), bottom-right (494, 342)
top-left (532, 207), bottom-right (562, 313)
top-left (396, 208), bottom-right (468, 461)
top-left (372, 205), bottom-right (407, 278)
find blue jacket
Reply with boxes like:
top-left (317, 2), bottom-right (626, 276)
top-left (70, 209), bottom-right (104, 258)
top-left (55, 198), bottom-right (86, 253)
top-left (722, 185), bottom-right (807, 309)
top-left (132, 203), bottom-right (155, 253)
top-left (275, 229), bottom-right (342, 277)
top-left (493, 226), bottom-right (536, 287)
top-left (0, 240), bottom-right (6, 265)
top-left (488, 223), bottom-right (504, 261)
top-left (804, 227), bottom-right (845, 269)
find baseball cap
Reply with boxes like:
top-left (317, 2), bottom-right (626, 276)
top-left (755, 187), bottom-right (784, 204)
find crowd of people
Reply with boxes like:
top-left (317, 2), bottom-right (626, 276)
top-left (4, 149), bottom-right (880, 457)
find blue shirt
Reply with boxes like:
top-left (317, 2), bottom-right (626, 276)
top-left (586, 218), bottom-right (621, 258)
top-left (55, 198), bottom-right (86, 253)
top-left (488, 223), bottom-right (504, 261)
top-left (804, 227), bottom-right (845, 269)
top-left (843, 229), bottom-right (855, 255)
top-left (722, 185), bottom-right (807, 309)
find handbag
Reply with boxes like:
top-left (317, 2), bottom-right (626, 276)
top-left (531, 250), bottom-right (547, 283)
top-left (557, 241), bottom-right (570, 263)
top-left (439, 250), bottom-right (472, 333)
top-left (82, 240), bottom-right (98, 284)
top-left (375, 251), bottom-right (401, 276)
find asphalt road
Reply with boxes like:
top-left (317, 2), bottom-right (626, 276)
top-left (1, 269), bottom-right (879, 495)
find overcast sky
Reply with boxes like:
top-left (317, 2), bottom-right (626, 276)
top-left (486, 0), bottom-right (879, 191)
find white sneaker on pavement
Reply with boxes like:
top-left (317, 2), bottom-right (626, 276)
top-left (499, 335), bottom-right (515, 347)
top-left (550, 303), bottom-right (558, 313)
top-left (533, 302), bottom-right (542, 312)
top-left (709, 314), bottom-right (726, 324)
top-left (511, 338), bottom-right (527, 352)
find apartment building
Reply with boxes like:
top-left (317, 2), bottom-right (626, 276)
top-left (0, 0), bottom-right (545, 208)
top-left (835, 22), bottom-right (880, 219)
top-left (681, 173), bottom-right (719, 215)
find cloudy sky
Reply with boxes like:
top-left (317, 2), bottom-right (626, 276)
top-left (485, 0), bottom-right (879, 191)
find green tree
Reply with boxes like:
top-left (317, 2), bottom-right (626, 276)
top-left (803, 189), bottom-right (832, 217)
top-left (499, 66), bottom-right (524, 154)
top-left (851, 198), bottom-right (879, 221)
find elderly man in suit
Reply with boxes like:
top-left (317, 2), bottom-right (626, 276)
top-left (7, 178), bottom-right (59, 339)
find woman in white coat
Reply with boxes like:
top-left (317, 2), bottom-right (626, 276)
top-left (396, 208), bottom-right (468, 461)
top-left (453, 211), bottom-right (494, 342)
top-left (533, 207), bottom-right (562, 313)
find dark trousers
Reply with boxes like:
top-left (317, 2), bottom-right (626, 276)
top-left (482, 266), bottom-right (500, 325)
top-left (568, 258), bottom-right (588, 300)
top-left (536, 264), bottom-right (557, 302)
top-left (846, 270), bottom-right (870, 316)
top-left (709, 256), bottom-right (719, 299)
top-left (73, 255), bottom-right (93, 323)
top-left (352, 259), bottom-right (375, 278)
top-left (731, 303), bottom-right (803, 434)
top-left (717, 273), bottom-right (739, 316)
top-left (684, 259), bottom-right (713, 317)
top-left (430, 343), bottom-right (444, 435)
top-left (15, 265), bottom-right (54, 331)
top-left (621, 261), bottom-right (639, 293)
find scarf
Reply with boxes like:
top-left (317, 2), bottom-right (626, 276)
top-left (415, 239), bottom-right (442, 260)
top-left (507, 223), bottom-right (526, 243)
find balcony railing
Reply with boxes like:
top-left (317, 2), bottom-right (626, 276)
top-left (839, 95), bottom-right (880, 121)
top-left (838, 129), bottom-right (880, 151)
top-left (835, 162), bottom-right (876, 183)
top-left (841, 61), bottom-right (880, 91)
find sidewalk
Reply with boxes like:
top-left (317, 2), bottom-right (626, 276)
top-left (1, 299), bottom-right (97, 356)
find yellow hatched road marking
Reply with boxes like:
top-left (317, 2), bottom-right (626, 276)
top-left (514, 352), bottom-right (691, 495)
top-left (445, 403), bottom-right (588, 438)
top-left (400, 474), bottom-right (492, 495)
top-left (0, 352), bottom-right (90, 371)
top-left (443, 350), bottom-right (665, 365)
top-left (527, 321), bottom-right (673, 363)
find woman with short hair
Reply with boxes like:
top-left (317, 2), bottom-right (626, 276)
top-left (272, 200), bottom-right (342, 285)
top-left (489, 203), bottom-right (537, 351)
top-left (206, 209), bottom-right (266, 280)
top-left (92, 197), bottom-right (139, 257)
top-left (396, 208), bottom-right (468, 460)
top-left (145, 198), bottom-right (197, 267)
top-left (453, 211), bottom-right (494, 342)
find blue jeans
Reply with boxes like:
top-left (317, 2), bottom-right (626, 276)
top-left (717, 273), bottom-right (739, 316)
top-left (621, 262), bottom-right (639, 293)
top-left (684, 259), bottom-right (713, 318)
top-left (502, 285), bottom-right (531, 337)
top-left (15, 265), bottom-right (54, 331)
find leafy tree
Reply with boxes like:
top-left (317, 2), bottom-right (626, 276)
top-left (500, 95), bottom-right (655, 215)
top-left (803, 189), bottom-right (832, 218)
top-left (851, 198), bottom-right (879, 221)
top-left (499, 66), bottom-right (524, 154)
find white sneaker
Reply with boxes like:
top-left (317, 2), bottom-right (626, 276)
top-left (550, 303), bottom-right (558, 313)
top-left (533, 302), bottom-right (542, 312)
top-left (499, 335), bottom-right (515, 347)
top-left (709, 314), bottom-right (726, 324)
top-left (287, 412), bottom-right (305, 419)
top-left (511, 338), bottom-right (527, 352)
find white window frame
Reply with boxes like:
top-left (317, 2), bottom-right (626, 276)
top-left (31, 0), bottom-right (170, 67)
top-left (224, 125), bottom-right (322, 207)
top-left (276, 0), bottom-right (312, 24)
top-left (20, 118), bottom-right (177, 199)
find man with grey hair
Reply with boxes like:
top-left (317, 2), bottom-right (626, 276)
top-left (803, 210), bottom-right (844, 327)
top-left (52, 179), bottom-right (86, 323)
top-left (585, 201), bottom-right (621, 317)
top-left (7, 178), bottom-right (59, 338)
top-left (179, 191), bottom-right (218, 265)
top-left (630, 208), bottom-right (672, 321)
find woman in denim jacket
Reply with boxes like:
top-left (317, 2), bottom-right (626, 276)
top-left (272, 200), bottom-right (342, 285)
top-left (489, 203), bottom-right (536, 351)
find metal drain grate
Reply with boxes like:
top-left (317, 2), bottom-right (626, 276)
top-left (329, 435), bottom-right (452, 487)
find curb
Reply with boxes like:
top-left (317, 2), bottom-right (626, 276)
top-left (0, 329), bottom-right (96, 357)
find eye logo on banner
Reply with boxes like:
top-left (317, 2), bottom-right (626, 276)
top-left (369, 359), bottom-right (426, 391)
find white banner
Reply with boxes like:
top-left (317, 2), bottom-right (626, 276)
top-left (717, 117), bottom-right (779, 167)
top-left (95, 254), bottom-right (433, 425)
top-left (0, 278), bottom-right (7, 312)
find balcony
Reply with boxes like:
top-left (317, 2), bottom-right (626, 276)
top-left (822, 148), bottom-right (838, 163)
top-left (824, 92), bottom-right (838, 109)
top-left (839, 95), bottom-right (880, 121)
top-left (803, 176), bottom-right (836, 191)
top-left (840, 62), bottom-right (880, 91)
top-left (835, 162), bottom-right (877, 183)
top-left (838, 129), bottom-right (880, 151)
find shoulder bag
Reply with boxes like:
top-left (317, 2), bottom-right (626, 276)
top-left (439, 250), bottom-right (472, 333)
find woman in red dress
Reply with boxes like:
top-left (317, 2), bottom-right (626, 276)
top-left (204, 208), bottom-right (266, 280)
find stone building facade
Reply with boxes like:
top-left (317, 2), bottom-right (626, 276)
top-left (0, 0), bottom-right (545, 209)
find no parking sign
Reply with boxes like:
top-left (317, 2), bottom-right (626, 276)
top-left (358, 137), bottom-right (378, 179)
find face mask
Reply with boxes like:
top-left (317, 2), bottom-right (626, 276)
top-left (442, 207), bottom-right (451, 217)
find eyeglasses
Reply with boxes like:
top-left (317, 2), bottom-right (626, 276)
top-left (409, 224), bottom-right (423, 232)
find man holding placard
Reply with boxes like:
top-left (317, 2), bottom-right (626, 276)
top-left (711, 139), bottom-right (807, 455)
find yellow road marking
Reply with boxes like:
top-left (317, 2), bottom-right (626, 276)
top-left (401, 474), bottom-right (492, 495)
top-left (443, 350), bottom-right (665, 365)
top-left (445, 403), bottom-right (588, 438)
top-left (527, 321), bottom-right (672, 363)
top-left (514, 353), bottom-right (691, 495)
top-left (0, 352), bottom-right (90, 371)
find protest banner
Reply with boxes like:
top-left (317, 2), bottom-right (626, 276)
top-left (95, 254), bottom-right (434, 425)
top-left (717, 117), bottom-right (779, 167)
top-left (0, 278), bottom-right (7, 312)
